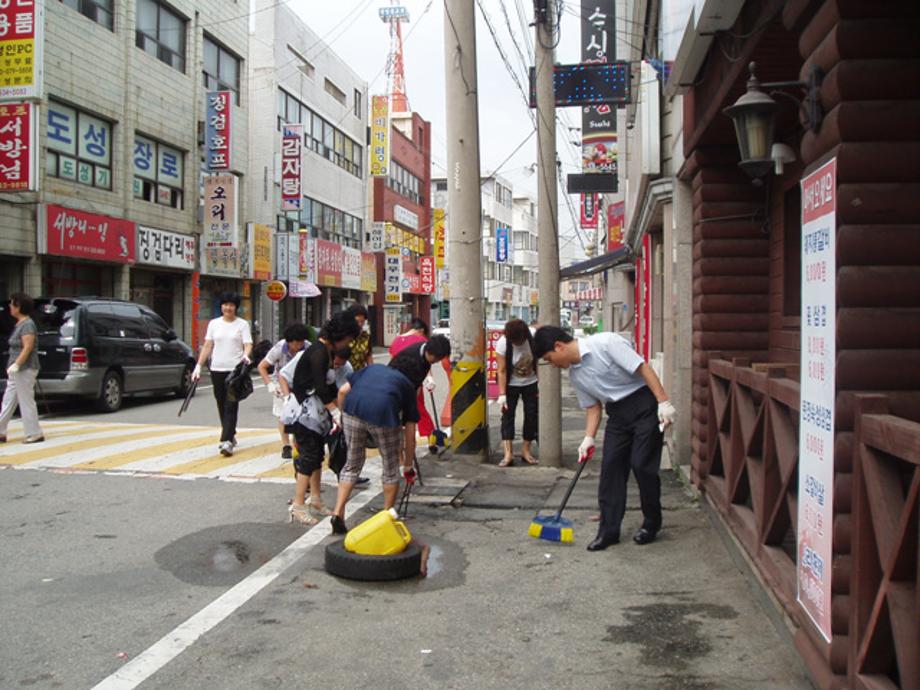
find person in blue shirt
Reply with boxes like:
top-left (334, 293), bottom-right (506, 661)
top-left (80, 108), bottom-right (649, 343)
top-left (329, 361), bottom-right (421, 535)
top-left (534, 326), bottom-right (677, 550)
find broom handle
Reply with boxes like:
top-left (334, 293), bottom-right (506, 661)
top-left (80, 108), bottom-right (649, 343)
top-left (555, 457), bottom-right (589, 519)
top-left (428, 390), bottom-right (442, 431)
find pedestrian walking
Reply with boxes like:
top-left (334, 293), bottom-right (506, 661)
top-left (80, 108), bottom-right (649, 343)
top-left (346, 304), bottom-right (373, 371)
top-left (495, 319), bottom-right (538, 466)
top-left (257, 323), bottom-right (311, 459)
top-left (388, 317), bottom-right (428, 357)
top-left (329, 360), bottom-right (421, 535)
top-left (533, 326), bottom-right (677, 550)
top-left (388, 334), bottom-right (451, 454)
top-left (287, 312), bottom-right (360, 525)
top-left (192, 292), bottom-right (253, 457)
top-left (0, 293), bottom-right (44, 444)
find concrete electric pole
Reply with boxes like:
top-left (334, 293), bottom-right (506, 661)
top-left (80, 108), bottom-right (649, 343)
top-left (535, 0), bottom-right (562, 467)
top-left (444, 0), bottom-right (488, 461)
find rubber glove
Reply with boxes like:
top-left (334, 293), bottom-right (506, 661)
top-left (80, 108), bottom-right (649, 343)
top-left (191, 364), bottom-right (202, 381)
top-left (403, 466), bottom-right (417, 484)
top-left (658, 400), bottom-right (677, 431)
top-left (496, 394), bottom-right (507, 412)
top-left (423, 375), bottom-right (435, 392)
top-left (330, 407), bottom-right (342, 428)
top-left (578, 436), bottom-right (595, 463)
top-left (267, 381), bottom-right (281, 397)
top-left (7, 361), bottom-right (20, 374)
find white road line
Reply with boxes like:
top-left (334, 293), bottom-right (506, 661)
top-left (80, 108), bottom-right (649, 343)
top-left (110, 434), bottom-right (280, 474)
top-left (91, 488), bottom-right (381, 690)
top-left (0, 425), bottom-right (179, 458)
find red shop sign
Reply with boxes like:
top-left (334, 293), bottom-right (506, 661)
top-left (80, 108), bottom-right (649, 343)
top-left (39, 204), bottom-right (136, 264)
top-left (315, 238), bottom-right (343, 287)
top-left (419, 256), bottom-right (435, 294)
top-left (0, 102), bottom-right (36, 192)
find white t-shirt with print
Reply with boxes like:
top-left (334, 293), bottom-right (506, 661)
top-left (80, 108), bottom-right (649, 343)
top-left (204, 317), bottom-right (252, 371)
top-left (495, 336), bottom-right (538, 387)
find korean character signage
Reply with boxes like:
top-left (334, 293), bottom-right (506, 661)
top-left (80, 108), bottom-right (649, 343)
top-left (315, 238), bottom-right (343, 287)
top-left (433, 208), bottom-right (446, 268)
top-left (607, 200), bottom-right (625, 252)
top-left (299, 235), bottom-right (315, 282)
top-left (0, 101), bottom-right (35, 191)
top-left (133, 134), bottom-right (183, 197)
top-left (366, 221), bottom-right (385, 253)
top-left (580, 194), bottom-right (598, 229)
top-left (393, 203), bottom-right (419, 231)
top-left (38, 204), bottom-right (136, 264)
top-left (580, 0), bottom-right (617, 175)
top-left (202, 246), bottom-right (240, 277)
top-left (47, 102), bottom-right (112, 188)
top-left (797, 157), bottom-right (837, 643)
top-left (419, 256), bottom-right (435, 295)
top-left (0, 0), bottom-right (41, 101)
top-left (384, 246), bottom-right (401, 303)
top-left (205, 91), bottom-right (232, 170)
top-left (486, 328), bottom-right (503, 399)
top-left (137, 226), bottom-right (195, 270)
top-left (495, 226), bottom-right (509, 263)
top-left (280, 124), bottom-right (303, 211)
top-left (360, 252), bottom-right (377, 292)
top-left (275, 232), bottom-right (289, 280)
top-left (248, 223), bottom-right (273, 281)
top-left (341, 247), bottom-right (362, 290)
top-left (203, 174), bottom-right (238, 248)
top-left (369, 95), bottom-right (389, 177)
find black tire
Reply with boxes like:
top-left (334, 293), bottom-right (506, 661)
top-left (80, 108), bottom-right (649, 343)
top-left (324, 540), bottom-right (422, 581)
top-left (175, 364), bottom-right (194, 398)
top-left (95, 370), bottom-right (123, 413)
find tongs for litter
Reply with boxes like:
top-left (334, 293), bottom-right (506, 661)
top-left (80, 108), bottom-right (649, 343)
top-left (397, 474), bottom-right (414, 519)
top-left (177, 379), bottom-right (197, 417)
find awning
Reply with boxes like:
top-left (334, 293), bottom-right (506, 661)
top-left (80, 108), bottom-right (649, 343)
top-left (559, 246), bottom-right (632, 279)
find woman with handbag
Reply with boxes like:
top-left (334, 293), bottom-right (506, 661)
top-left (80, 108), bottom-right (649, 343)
top-left (286, 312), bottom-right (360, 525)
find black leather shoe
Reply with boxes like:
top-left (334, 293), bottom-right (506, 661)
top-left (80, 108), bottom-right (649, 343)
top-left (428, 444), bottom-right (439, 454)
top-left (330, 515), bottom-right (348, 535)
top-left (633, 528), bottom-right (657, 545)
top-left (586, 536), bottom-right (619, 551)
top-left (355, 476), bottom-right (370, 486)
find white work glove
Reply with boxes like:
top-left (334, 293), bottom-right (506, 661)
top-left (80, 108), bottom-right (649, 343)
top-left (578, 436), bottom-right (595, 463)
top-left (7, 361), bottom-right (20, 375)
top-left (658, 400), bottom-right (677, 431)
top-left (330, 407), bottom-right (342, 428)
top-left (267, 381), bottom-right (282, 397)
top-left (191, 364), bottom-right (202, 382)
top-left (496, 394), bottom-right (507, 412)
top-left (423, 375), bottom-right (435, 392)
top-left (242, 355), bottom-right (252, 366)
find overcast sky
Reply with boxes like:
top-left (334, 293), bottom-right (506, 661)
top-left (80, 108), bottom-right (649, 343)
top-left (287, 0), bottom-right (589, 264)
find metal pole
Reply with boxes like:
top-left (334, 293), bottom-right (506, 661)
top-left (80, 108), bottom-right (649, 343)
top-left (444, 0), bottom-right (488, 461)
top-left (536, 0), bottom-right (562, 467)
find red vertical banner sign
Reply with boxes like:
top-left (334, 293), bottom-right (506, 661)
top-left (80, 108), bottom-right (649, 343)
top-left (0, 0), bottom-right (41, 100)
top-left (0, 102), bottom-right (36, 191)
top-left (280, 123), bottom-right (303, 211)
top-left (419, 256), bottom-right (435, 294)
top-left (607, 201), bottom-right (625, 252)
top-left (191, 271), bottom-right (200, 353)
top-left (642, 234), bottom-right (651, 361)
top-left (580, 193), bottom-right (598, 229)
top-left (486, 328), bottom-right (503, 400)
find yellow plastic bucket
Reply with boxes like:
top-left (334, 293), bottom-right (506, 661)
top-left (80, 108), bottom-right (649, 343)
top-left (344, 508), bottom-right (412, 556)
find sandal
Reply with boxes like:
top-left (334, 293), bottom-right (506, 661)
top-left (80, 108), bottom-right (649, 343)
top-left (288, 504), bottom-right (319, 526)
top-left (307, 498), bottom-right (333, 516)
top-left (498, 456), bottom-right (513, 467)
top-left (521, 455), bottom-right (539, 465)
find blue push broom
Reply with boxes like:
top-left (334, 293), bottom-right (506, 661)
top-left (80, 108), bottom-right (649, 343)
top-left (528, 447), bottom-right (594, 543)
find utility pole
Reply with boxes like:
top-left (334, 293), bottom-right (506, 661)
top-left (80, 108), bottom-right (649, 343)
top-left (536, 0), bottom-right (562, 467)
top-left (444, 0), bottom-right (487, 461)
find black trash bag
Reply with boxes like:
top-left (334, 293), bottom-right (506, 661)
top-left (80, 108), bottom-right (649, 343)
top-left (226, 361), bottom-right (254, 402)
top-left (327, 429), bottom-right (347, 477)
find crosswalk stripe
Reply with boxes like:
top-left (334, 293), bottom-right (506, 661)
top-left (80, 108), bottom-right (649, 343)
top-left (160, 440), bottom-right (283, 475)
top-left (210, 453), bottom-right (290, 479)
top-left (2, 421), bottom-right (86, 443)
top-left (102, 431), bottom-right (277, 474)
top-left (0, 423), bottom-right (159, 457)
top-left (253, 446), bottom-right (383, 479)
top-left (0, 426), bottom-right (188, 466)
top-left (67, 429), bottom-right (271, 472)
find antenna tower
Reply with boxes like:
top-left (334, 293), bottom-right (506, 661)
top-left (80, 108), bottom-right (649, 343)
top-left (379, 1), bottom-right (410, 113)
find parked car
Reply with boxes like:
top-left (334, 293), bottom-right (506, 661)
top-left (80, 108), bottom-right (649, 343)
top-left (0, 297), bottom-right (195, 412)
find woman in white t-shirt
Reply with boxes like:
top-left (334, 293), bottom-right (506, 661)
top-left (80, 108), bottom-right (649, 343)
top-left (192, 292), bottom-right (253, 457)
top-left (495, 318), bottom-right (539, 467)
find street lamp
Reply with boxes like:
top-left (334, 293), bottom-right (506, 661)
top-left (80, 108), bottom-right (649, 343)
top-left (723, 62), bottom-right (823, 182)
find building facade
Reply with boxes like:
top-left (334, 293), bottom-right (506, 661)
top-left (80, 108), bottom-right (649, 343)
top-left (248, 0), bottom-right (370, 339)
top-left (0, 0), bottom-right (250, 346)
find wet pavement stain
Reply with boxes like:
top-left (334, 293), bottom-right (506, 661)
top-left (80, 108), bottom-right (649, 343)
top-left (154, 522), bottom-right (299, 587)
top-left (603, 602), bottom-right (738, 671)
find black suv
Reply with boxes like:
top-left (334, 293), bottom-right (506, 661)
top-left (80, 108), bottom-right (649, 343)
top-left (0, 297), bottom-right (195, 412)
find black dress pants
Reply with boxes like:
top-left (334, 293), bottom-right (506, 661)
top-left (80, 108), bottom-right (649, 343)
top-left (597, 386), bottom-right (664, 541)
top-left (210, 371), bottom-right (239, 443)
top-left (500, 382), bottom-right (538, 441)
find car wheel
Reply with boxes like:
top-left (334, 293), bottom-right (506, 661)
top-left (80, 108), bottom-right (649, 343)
top-left (96, 370), bottom-right (123, 413)
top-left (324, 540), bottom-right (422, 581)
top-left (175, 364), bottom-right (194, 398)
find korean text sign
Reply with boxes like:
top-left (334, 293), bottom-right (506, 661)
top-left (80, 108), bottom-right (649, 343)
top-left (495, 226), bottom-right (509, 263)
top-left (39, 204), bottom-right (136, 264)
top-left (580, 0), bottom-right (617, 174)
top-left (203, 174), bottom-right (238, 248)
top-left (385, 246), bottom-right (401, 303)
top-left (607, 200), bottom-right (625, 252)
top-left (249, 223), bottom-right (273, 280)
top-left (433, 208), bottom-right (446, 268)
top-left (580, 194), bottom-right (599, 229)
top-left (138, 227), bottom-right (195, 270)
top-left (0, 101), bottom-right (35, 191)
top-left (0, 0), bottom-right (41, 100)
top-left (281, 123), bottom-right (302, 211)
top-left (205, 91), bottom-right (232, 170)
top-left (315, 238), bottom-right (343, 287)
top-left (797, 157), bottom-right (836, 643)
top-left (419, 256), bottom-right (435, 294)
top-left (369, 95), bottom-right (389, 177)
top-left (366, 221), bottom-right (385, 252)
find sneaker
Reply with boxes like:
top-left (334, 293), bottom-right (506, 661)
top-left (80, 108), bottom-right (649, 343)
top-left (355, 476), bottom-right (370, 486)
top-left (24, 435), bottom-right (45, 444)
top-left (219, 441), bottom-right (234, 457)
top-left (230, 437), bottom-right (238, 448)
top-left (281, 445), bottom-right (293, 459)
